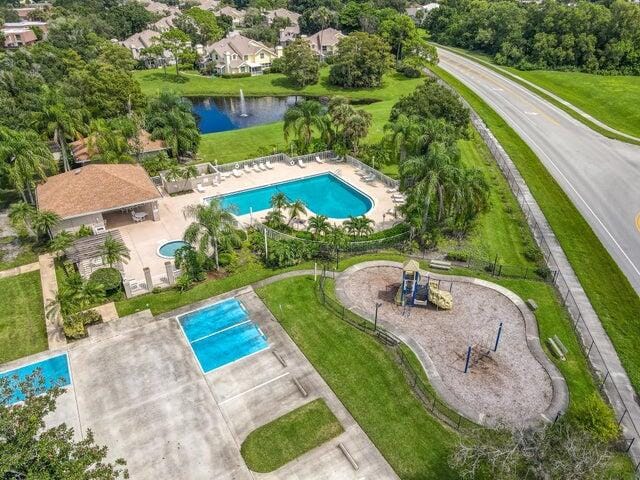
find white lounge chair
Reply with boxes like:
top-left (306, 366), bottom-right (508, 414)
top-left (392, 193), bottom-right (406, 200)
top-left (265, 160), bottom-right (274, 169)
top-left (196, 184), bottom-right (205, 193)
top-left (315, 156), bottom-right (324, 164)
top-left (259, 162), bottom-right (267, 171)
top-left (233, 168), bottom-right (242, 177)
top-left (253, 163), bottom-right (261, 173)
top-left (298, 159), bottom-right (306, 168)
top-left (244, 164), bottom-right (252, 174)
top-left (362, 174), bottom-right (376, 182)
top-left (387, 186), bottom-right (398, 194)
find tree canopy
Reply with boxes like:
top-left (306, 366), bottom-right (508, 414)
top-left (328, 32), bottom-right (394, 88)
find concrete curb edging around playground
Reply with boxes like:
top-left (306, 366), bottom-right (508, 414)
top-left (334, 260), bottom-right (568, 430)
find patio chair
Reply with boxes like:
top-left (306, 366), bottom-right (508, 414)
top-left (244, 164), bottom-right (252, 174)
top-left (386, 186), bottom-right (398, 194)
top-left (362, 174), bottom-right (376, 182)
top-left (265, 160), bottom-right (274, 169)
top-left (131, 211), bottom-right (143, 223)
top-left (259, 162), bottom-right (267, 171)
top-left (196, 184), bottom-right (205, 193)
top-left (253, 163), bottom-right (261, 173)
top-left (315, 156), bottom-right (324, 164)
top-left (298, 158), bottom-right (306, 168)
top-left (233, 168), bottom-right (242, 177)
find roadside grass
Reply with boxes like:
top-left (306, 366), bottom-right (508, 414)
top-left (435, 45), bottom-right (640, 144)
top-left (0, 271), bottom-right (47, 364)
top-left (428, 63), bottom-right (640, 396)
top-left (257, 275), bottom-right (458, 479)
top-left (240, 398), bottom-right (344, 473)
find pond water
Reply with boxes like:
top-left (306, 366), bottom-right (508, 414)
top-left (190, 94), bottom-right (305, 134)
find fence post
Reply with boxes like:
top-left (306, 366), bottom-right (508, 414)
top-left (600, 371), bottom-right (610, 390)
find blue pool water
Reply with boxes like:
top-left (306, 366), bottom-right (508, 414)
top-left (158, 240), bottom-right (189, 258)
top-left (0, 354), bottom-right (71, 404)
top-left (178, 298), bottom-right (268, 372)
top-left (212, 173), bottom-right (373, 219)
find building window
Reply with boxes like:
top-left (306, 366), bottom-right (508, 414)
top-left (260, 53), bottom-right (265, 59)
top-left (244, 55), bottom-right (248, 60)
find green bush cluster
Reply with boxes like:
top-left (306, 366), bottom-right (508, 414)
top-left (89, 268), bottom-right (122, 293)
top-left (63, 310), bottom-right (102, 340)
top-left (219, 72), bottom-right (251, 79)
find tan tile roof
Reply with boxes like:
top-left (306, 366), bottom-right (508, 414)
top-left (266, 8), bottom-right (300, 25)
top-left (205, 33), bottom-right (275, 58)
top-left (37, 164), bottom-right (161, 219)
top-left (306, 28), bottom-right (344, 52)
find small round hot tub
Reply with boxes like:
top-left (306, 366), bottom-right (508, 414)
top-left (157, 240), bottom-right (189, 258)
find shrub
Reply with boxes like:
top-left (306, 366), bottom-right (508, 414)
top-left (534, 265), bottom-right (552, 280)
top-left (219, 72), bottom-right (251, 79)
top-left (63, 310), bottom-right (102, 340)
top-left (524, 244), bottom-right (544, 263)
top-left (76, 225), bottom-right (93, 238)
top-left (397, 63), bottom-right (421, 78)
top-left (175, 273), bottom-right (193, 292)
top-left (89, 268), bottom-right (122, 292)
top-left (572, 393), bottom-right (620, 443)
top-left (269, 56), bottom-right (285, 73)
top-left (217, 251), bottom-right (234, 268)
top-left (445, 251), bottom-right (468, 262)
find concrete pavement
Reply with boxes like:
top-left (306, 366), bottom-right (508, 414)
top-left (437, 48), bottom-right (640, 295)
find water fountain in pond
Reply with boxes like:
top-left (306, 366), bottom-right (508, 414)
top-left (239, 89), bottom-right (248, 117)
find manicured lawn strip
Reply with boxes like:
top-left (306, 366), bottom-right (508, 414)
top-left (257, 276), bottom-right (458, 479)
top-left (114, 251), bottom-right (407, 317)
top-left (429, 63), bottom-right (640, 395)
top-left (240, 399), bottom-right (344, 473)
top-left (0, 271), bottom-right (47, 364)
top-left (435, 45), bottom-right (640, 144)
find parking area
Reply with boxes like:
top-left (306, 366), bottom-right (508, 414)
top-left (4, 287), bottom-right (396, 479)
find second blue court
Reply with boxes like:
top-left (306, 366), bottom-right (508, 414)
top-left (209, 173), bottom-right (373, 219)
top-left (0, 353), bottom-right (71, 405)
top-left (178, 298), bottom-right (268, 373)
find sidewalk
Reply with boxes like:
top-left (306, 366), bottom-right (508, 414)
top-left (0, 261), bottom-right (39, 279)
top-left (38, 253), bottom-right (66, 350)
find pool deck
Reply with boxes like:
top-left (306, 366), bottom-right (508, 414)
top-left (118, 161), bottom-right (399, 282)
top-left (1, 287), bottom-right (397, 479)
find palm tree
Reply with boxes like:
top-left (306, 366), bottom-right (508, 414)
top-left (164, 164), bottom-right (183, 183)
top-left (8, 201), bottom-right (36, 237)
top-left (47, 273), bottom-right (106, 321)
top-left (0, 127), bottom-right (57, 203)
top-left (270, 192), bottom-right (289, 212)
top-left (183, 199), bottom-right (240, 270)
top-left (49, 231), bottom-right (74, 261)
top-left (287, 199), bottom-right (307, 226)
top-left (326, 224), bottom-right (349, 267)
top-left (340, 109), bottom-right (372, 155)
top-left (31, 210), bottom-right (61, 240)
top-left (265, 209), bottom-right (286, 229)
top-left (32, 86), bottom-right (86, 172)
top-left (384, 114), bottom-right (419, 163)
top-left (181, 165), bottom-right (198, 190)
top-left (101, 235), bottom-right (131, 268)
top-left (146, 92), bottom-right (200, 159)
top-left (343, 216), bottom-right (359, 238)
top-left (307, 214), bottom-right (329, 239)
top-left (344, 215), bottom-right (374, 238)
top-left (283, 100), bottom-right (327, 153)
top-left (87, 119), bottom-right (133, 164)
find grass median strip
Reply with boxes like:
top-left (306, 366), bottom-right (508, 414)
top-left (428, 63), bottom-right (640, 395)
top-left (240, 398), bottom-right (344, 473)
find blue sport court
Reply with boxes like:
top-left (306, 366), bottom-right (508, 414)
top-left (0, 353), bottom-right (71, 405)
top-left (178, 298), bottom-right (268, 373)
top-left (210, 173), bottom-right (373, 219)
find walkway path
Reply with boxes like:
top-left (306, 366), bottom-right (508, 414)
top-left (38, 253), bottom-right (66, 350)
top-left (0, 261), bottom-right (39, 279)
top-left (251, 268), bottom-right (336, 289)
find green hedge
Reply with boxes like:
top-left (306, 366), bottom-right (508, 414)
top-left (63, 310), bottom-right (102, 340)
top-left (90, 268), bottom-right (122, 292)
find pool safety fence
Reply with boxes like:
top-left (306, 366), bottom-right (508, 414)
top-left (426, 68), bottom-right (640, 468)
top-left (315, 270), bottom-right (478, 431)
top-left (158, 151), bottom-right (399, 195)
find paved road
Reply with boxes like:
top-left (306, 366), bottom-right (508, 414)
top-left (437, 48), bottom-right (640, 294)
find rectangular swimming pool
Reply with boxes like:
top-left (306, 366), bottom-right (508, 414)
top-left (209, 173), bottom-right (373, 219)
top-left (178, 298), bottom-right (268, 373)
top-left (0, 353), bottom-right (71, 405)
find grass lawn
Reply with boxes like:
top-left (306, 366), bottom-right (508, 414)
top-left (0, 271), bottom-right (47, 364)
top-left (0, 237), bottom-right (42, 271)
top-left (134, 68), bottom-right (422, 164)
top-left (429, 63), bottom-right (640, 396)
top-left (240, 398), bottom-right (344, 473)
top-left (435, 46), bottom-right (640, 143)
top-left (257, 276), bottom-right (458, 479)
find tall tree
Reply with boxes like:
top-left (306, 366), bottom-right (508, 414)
top-left (0, 372), bottom-right (128, 479)
top-left (31, 87), bottom-right (86, 172)
top-left (0, 127), bottom-right (57, 203)
top-left (328, 32), bottom-right (393, 88)
top-left (281, 39), bottom-right (320, 87)
top-left (145, 92), bottom-right (200, 159)
top-left (283, 100), bottom-right (327, 153)
top-left (175, 7), bottom-right (224, 45)
top-left (155, 28), bottom-right (193, 77)
top-left (182, 199), bottom-right (240, 270)
top-left (101, 235), bottom-right (131, 268)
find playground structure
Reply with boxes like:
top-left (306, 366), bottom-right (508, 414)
top-left (394, 260), bottom-right (453, 310)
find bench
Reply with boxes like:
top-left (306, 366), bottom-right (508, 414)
top-left (430, 259), bottom-right (452, 270)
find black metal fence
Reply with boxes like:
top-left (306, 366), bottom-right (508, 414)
top-left (316, 270), bottom-right (477, 431)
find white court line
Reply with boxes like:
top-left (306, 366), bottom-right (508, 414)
top-left (219, 372), bottom-right (290, 405)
